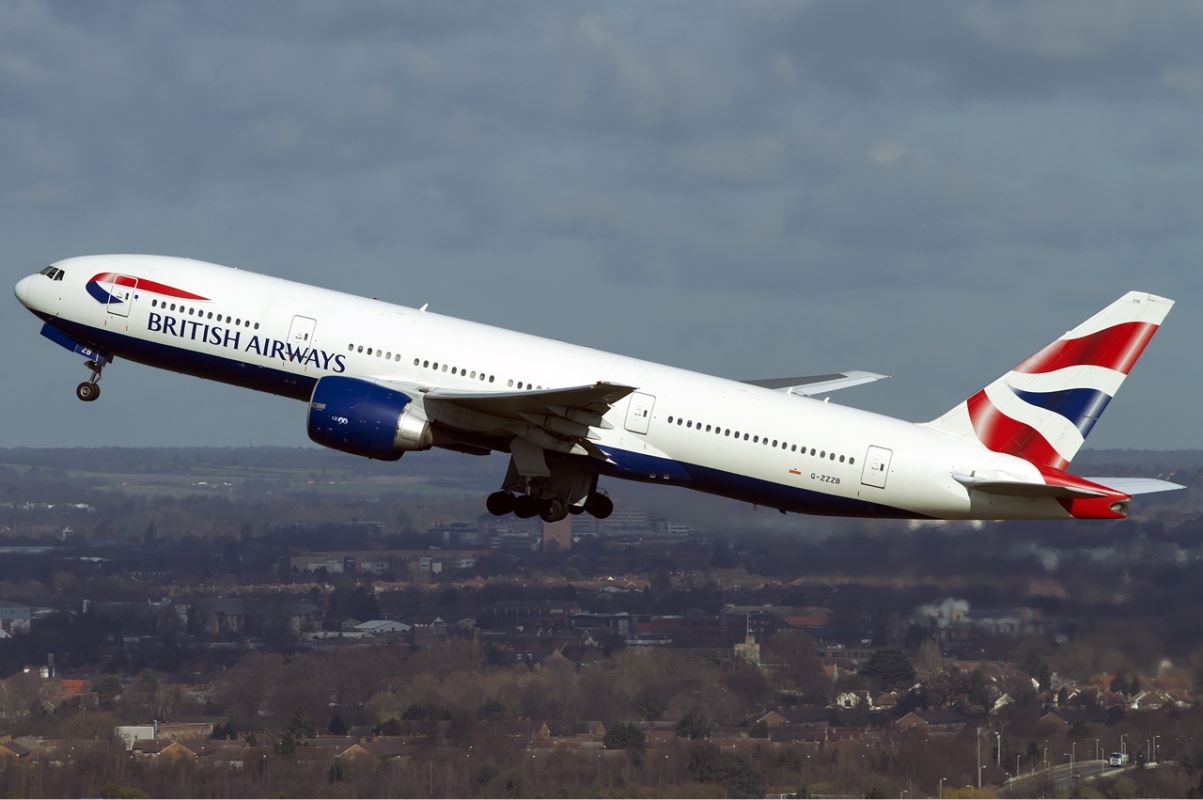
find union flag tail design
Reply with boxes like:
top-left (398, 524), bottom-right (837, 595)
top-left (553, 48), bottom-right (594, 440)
top-left (926, 291), bottom-right (1174, 469)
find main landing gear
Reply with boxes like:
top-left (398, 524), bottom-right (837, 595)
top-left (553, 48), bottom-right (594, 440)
top-left (75, 360), bottom-right (104, 402)
top-left (486, 490), bottom-right (613, 522)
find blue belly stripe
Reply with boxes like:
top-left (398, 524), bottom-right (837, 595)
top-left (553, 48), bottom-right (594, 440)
top-left (38, 315), bottom-right (316, 400)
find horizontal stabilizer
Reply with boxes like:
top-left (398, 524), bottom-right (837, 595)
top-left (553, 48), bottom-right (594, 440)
top-left (1083, 477), bottom-right (1186, 496)
top-left (952, 472), bottom-right (1105, 498)
top-left (743, 371), bottom-right (889, 396)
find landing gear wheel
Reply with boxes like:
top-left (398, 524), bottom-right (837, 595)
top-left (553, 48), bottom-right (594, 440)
top-left (568, 505), bottom-right (585, 515)
top-left (512, 495), bottom-right (540, 519)
top-left (585, 492), bottom-right (613, 519)
top-left (486, 491), bottom-right (515, 516)
top-left (539, 499), bottom-right (568, 523)
top-left (76, 382), bottom-right (100, 402)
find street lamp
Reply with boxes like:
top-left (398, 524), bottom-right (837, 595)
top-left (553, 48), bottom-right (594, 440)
top-left (1153, 735), bottom-right (1160, 763)
top-left (938, 777), bottom-right (946, 799)
top-left (995, 730), bottom-right (1002, 767)
top-left (1120, 733), bottom-right (1127, 757)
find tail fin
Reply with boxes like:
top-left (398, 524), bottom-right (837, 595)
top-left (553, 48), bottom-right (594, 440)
top-left (926, 291), bottom-right (1174, 469)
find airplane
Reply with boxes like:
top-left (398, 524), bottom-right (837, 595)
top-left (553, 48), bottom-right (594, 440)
top-left (14, 255), bottom-right (1183, 523)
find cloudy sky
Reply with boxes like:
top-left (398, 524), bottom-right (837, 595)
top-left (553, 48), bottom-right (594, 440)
top-left (3, 1), bottom-right (1201, 450)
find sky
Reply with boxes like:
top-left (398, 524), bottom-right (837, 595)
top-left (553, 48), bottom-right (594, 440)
top-left (3, 0), bottom-right (1201, 450)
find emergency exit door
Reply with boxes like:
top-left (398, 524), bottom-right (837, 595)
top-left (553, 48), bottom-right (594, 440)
top-left (860, 445), bottom-right (892, 489)
top-left (285, 315), bottom-right (317, 366)
top-left (624, 392), bottom-right (656, 435)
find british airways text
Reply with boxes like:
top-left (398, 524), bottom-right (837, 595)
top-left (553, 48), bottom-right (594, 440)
top-left (147, 312), bottom-right (347, 373)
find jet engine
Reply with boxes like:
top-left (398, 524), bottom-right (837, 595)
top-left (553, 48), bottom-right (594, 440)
top-left (307, 376), bottom-right (433, 460)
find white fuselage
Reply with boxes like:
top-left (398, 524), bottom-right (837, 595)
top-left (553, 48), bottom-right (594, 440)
top-left (16, 254), bottom-right (1071, 520)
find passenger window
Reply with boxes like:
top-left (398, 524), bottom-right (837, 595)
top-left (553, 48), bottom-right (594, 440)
top-left (839, 455), bottom-right (845, 463)
top-left (849, 457), bottom-right (856, 465)
top-left (358, 346), bottom-right (364, 353)
top-left (753, 436), bottom-right (759, 443)
top-left (667, 416), bottom-right (674, 424)
top-left (705, 425), bottom-right (712, 432)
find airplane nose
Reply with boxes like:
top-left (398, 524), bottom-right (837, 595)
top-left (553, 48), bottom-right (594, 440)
top-left (14, 275), bottom-right (32, 308)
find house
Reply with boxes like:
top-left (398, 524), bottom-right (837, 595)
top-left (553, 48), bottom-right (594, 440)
top-left (833, 691), bottom-right (872, 710)
top-left (353, 620), bottom-right (412, 636)
top-left (196, 741), bottom-right (258, 770)
top-left (894, 709), bottom-right (968, 734)
top-left (158, 722), bottom-right (214, 741)
top-left (755, 708), bottom-right (830, 730)
top-left (1037, 708), bottom-right (1110, 730)
top-left (131, 740), bottom-right (197, 760)
top-left (0, 739), bottom-right (31, 764)
top-left (1129, 689), bottom-right (1175, 710)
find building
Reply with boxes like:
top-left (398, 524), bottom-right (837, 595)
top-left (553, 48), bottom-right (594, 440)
top-left (0, 601), bottom-right (32, 635)
top-left (542, 517), bottom-right (572, 551)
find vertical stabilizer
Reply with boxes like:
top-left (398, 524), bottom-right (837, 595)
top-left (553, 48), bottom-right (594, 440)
top-left (925, 292), bottom-right (1173, 469)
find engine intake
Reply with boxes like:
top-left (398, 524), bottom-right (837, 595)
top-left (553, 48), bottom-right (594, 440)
top-left (307, 376), bottom-right (433, 460)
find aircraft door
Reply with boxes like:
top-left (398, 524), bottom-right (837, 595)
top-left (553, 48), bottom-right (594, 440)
top-left (860, 445), bottom-right (893, 489)
top-left (106, 276), bottom-right (137, 318)
top-left (624, 392), bottom-right (656, 435)
top-left (285, 315), bottom-right (317, 367)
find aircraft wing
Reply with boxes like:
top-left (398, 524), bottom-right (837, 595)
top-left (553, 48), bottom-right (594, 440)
top-left (415, 380), bottom-right (637, 463)
top-left (742, 370), bottom-right (889, 396)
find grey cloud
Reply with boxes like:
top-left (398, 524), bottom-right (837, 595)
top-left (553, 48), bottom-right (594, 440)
top-left (2, 1), bottom-right (1200, 450)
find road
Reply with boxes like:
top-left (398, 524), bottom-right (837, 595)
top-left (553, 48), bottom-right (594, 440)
top-left (1002, 759), bottom-right (1149, 796)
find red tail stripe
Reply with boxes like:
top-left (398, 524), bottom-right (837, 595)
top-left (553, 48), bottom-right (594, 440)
top-left (91, 272), bottom-right (209, 301)
top-left (966, 391), bottom-right (1068, 470)
top-left (1013, 321), bottom-right (1157, 376)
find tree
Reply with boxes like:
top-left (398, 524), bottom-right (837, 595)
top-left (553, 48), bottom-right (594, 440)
top-left (863, 647), bottom-right (915, 689)
top-left (603, 722), bottom-right (646, 755)
top-left (94, 674), bottom-right (123, 709)
top-left (687, 742), bottom-right (764, 798)
top-left (327, 712), bottom-right (348, 735)
top-left (378, 718), bottom-right (403, 736)
top-left (287, 710), bottom-right (316, 741)
top-left (675, 707), bottom-right (712, 740)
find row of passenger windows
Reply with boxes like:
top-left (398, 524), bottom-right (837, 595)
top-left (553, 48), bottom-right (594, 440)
top-left (664, 415), bottom-right (855, 465)
top-left (345, 343), bottom-right (552, 391)
top-left (150, 298), bottom-right (260, 330)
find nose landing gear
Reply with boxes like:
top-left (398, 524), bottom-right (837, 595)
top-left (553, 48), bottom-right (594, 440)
top-left (75, 359), bottom-right (105, 402)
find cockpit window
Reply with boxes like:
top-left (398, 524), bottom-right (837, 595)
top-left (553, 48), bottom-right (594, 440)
top-left (40, 266), bottom-right (64, 281)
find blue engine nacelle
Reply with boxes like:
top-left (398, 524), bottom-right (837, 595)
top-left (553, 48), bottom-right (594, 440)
top-left (307, 376), bottom-right (433, 460)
